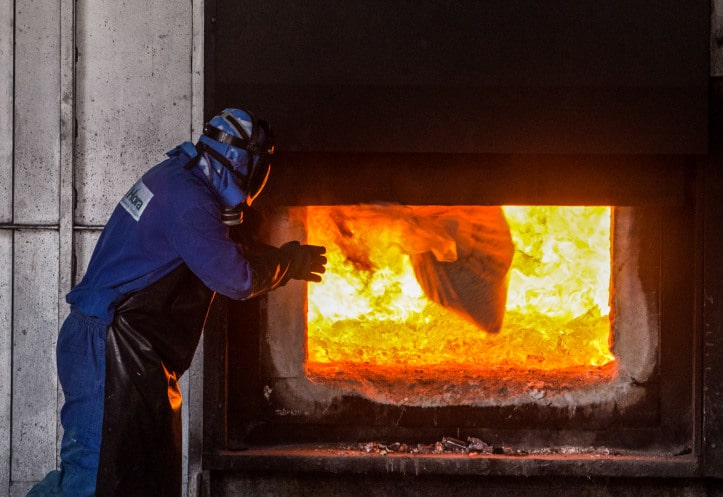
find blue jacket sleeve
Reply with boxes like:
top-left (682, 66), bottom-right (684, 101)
top-left (168, 201), bottom-right (256, 300)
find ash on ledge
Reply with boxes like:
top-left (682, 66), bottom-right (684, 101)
top-left (350, 438), bottom-right (624, 457)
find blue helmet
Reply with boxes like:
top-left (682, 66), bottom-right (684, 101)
top-left (197, 108), bottom-right (274, 206)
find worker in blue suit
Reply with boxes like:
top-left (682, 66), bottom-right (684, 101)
top-left (27, 108), bottom-right (326, 497)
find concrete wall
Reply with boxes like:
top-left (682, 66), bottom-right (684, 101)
top-left (0, 0), bottom-right (204, 495)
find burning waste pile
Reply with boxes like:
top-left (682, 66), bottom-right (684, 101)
top-left (306, 204), bottom-right (614, 377)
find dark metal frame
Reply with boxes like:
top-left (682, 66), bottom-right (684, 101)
top-left (200, 0), bottom-right (723, 488)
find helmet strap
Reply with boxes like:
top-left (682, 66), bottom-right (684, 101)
top-left (203, 124), bottom-right (250, 150)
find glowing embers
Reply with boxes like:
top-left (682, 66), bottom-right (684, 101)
top-left (306, 205), bottom-right (614, 384)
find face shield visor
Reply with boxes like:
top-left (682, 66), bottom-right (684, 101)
top-left (202, 116), bottom-right (274, 207)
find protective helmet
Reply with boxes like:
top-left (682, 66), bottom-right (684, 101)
top-left (197, 108), bottom-right (274, 207)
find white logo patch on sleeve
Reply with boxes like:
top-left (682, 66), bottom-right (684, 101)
top-left (120, 179), bottom-right (154, 221)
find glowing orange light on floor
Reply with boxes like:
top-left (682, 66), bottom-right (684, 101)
top-left (306, 205), bottom-right (613, 376)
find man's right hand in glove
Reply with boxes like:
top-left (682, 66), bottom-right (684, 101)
top-left (245, 241), bottom-right (327, 298)
top-left (279, 241), bottom-right (327, 282)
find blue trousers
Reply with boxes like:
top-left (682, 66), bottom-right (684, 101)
top-left (26, 310), bottom-right (106, 497)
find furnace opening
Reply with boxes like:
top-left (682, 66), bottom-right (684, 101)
top-left (261, 205), bottom-right (654, 408)
top-left (307, 205), bottom-right (612, 373)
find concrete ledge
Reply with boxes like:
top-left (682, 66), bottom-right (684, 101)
top-left (204, 445), bottom-right (700, 479)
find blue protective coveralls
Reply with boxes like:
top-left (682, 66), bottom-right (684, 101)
top-left (27, 143), bottom-right (264, 497)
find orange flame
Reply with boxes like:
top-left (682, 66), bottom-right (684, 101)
top-left (306, 205), bottom-right (614, 374)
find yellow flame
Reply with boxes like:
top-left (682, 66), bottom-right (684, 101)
top-left (307, 206), bottom-right (614, 371)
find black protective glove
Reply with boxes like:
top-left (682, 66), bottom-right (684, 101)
top-left (244, 241), bottom-right (327, 299)
top-left (279, 241), bottom-right (327, 282)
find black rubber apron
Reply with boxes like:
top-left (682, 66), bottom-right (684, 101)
top-left (95, 263), bottom-right (214, 497)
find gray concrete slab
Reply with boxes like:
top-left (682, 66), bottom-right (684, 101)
top-left (0, 0), bottom-right (12, 224)
top-left (11, 230), bottom-right (59, 481)
top-left (8, 482), bottom-right (35, 497)
top-left (0, 231), bottom-right (12, 497)
top-left (74, 0), bottom-right (193, 225)
top-left (74, 230), bottom-right (101, 283)
top-left (14, 0), bottom-right (60, 224)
